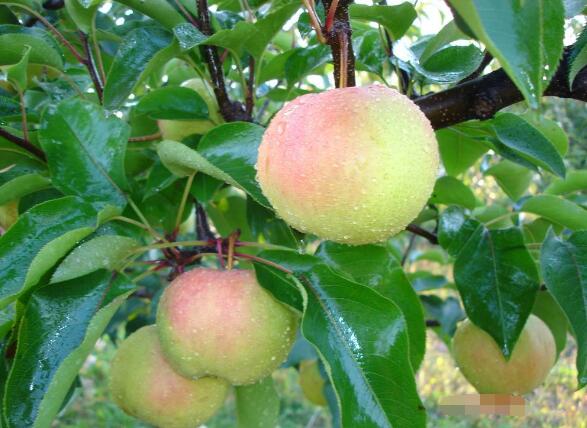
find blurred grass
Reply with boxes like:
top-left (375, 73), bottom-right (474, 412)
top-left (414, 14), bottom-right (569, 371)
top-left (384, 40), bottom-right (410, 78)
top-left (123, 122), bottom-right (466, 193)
top-left (54, 331), bottom-right (585, 428)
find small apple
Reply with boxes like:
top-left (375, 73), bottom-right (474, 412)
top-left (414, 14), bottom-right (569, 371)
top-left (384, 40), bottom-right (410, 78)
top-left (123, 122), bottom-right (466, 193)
top-left (256, 85), bottom-right (439, 245)
top-left (452, 315), bottom-right (556, 394)
top-left (157, 268), bottom-right (298, 385)
top-left (299, 359), bottom-right (327, 406)
top-left (109, 325), bottom-right (229, 428)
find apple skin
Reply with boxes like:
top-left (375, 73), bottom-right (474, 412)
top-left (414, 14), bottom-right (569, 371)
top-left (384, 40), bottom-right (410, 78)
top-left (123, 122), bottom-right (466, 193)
top-left (299, 359), bottom-right (327, 406)
top-left (452, 315), bottom-right (556, 395)
top-left (157, 78), bottom-right (223, 141)
top-left (256, 84), bottom-right (439, 245)
top-left (109, 326), bottom-right (229, 428)
top-left (157, 268), bottom-right (298, 385)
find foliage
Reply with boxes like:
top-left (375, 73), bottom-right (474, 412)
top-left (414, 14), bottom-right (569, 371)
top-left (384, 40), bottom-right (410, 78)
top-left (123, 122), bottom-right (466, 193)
top-left (0, 0), bottom-right (585, 427)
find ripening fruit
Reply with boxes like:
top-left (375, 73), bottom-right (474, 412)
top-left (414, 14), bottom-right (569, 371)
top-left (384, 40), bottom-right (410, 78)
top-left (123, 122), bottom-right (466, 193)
top-left (157, 268), bottom-right (298, 385)
top-left (158, 78), bottom-right (223, 141)
top-left (452, 315), bottom-right (556, 394)
top-left (299, 359), bottom-right (327, 406)
top-left (109, 326), bottom-right (229, 428)
top-left (256, 85), bottom-right (439, 245)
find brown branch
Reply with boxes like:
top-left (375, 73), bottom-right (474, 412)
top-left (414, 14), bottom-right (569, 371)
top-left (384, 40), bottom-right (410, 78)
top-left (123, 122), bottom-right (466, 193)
top-left (322, 0), bottom-right (356, 88)
top-left (195, 0), bottom-right (250, 121)
top-left (406, 223), bottom-right (438, 245)
top-left (128, 132), bottom-right (162, 142)
top-left (246, 57), bottom-right (255, 117)
top-left (79, 32), bottom-right (104, 103)
top-left (416, 46), bottom-right (587, 130)
top-left (0, 127), bottom-right (46, 161)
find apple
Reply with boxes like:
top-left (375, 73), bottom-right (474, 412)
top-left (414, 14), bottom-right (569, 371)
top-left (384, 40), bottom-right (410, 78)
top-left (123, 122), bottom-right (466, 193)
top-left (157, 268), bottom-right (298, 385)
top-left (452, 315), bottom-right (556, 394)
top-left (299, 359), bottom-right (327, 406)
top-left (256, 84), bottom-right (439, 245)
top-left (109, 325), bottom-right (229, 428)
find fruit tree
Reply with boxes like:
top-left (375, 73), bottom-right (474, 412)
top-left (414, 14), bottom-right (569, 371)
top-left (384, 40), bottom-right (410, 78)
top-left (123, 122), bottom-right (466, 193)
top-left (0, 0), bottom-right (586, 427)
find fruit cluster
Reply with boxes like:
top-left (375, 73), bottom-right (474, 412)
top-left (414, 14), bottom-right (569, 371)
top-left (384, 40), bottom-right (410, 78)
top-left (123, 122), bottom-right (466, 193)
top-left (110, 269), bottom-right (298, 427)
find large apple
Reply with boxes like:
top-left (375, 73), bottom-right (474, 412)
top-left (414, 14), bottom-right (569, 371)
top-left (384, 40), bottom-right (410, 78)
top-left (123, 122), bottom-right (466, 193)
top-left (157, 268), bottom-right (298, 385)
top-left (256, 85), bottom-right (439, 245)
top-left (452, 315), bottom-right (556, 394)
top-left (109, 326), bottom-right (228, 428)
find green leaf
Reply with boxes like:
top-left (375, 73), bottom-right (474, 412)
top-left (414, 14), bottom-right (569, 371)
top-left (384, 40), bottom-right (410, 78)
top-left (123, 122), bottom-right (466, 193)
top-left (0, 25), bottom-right (63, 70)
top-left (235, 377), bottom-right (279, 428)
top-left (541, 230), bottom-right (587, 388)
top-left (206, 3), bottom-right (299, 60)
top-left (520, 113), bottom-right (569, 156)
top-left (158, 122), bottom-right (270, 208)
top-left (315, 242), bottom-right (426, 371)
top-left (545, 170), bottom-right (587, 195)
top-left (0, 173), bottom-right (51, 205)
top-left (0, 196), bottom-right (100, 309)
top-left (420, 295), bottom-right (464, 344)
top-left (285, 45), bottom-right (331, 88)
top-left (64, 0), bottom-right (99, 34)
top-left (453, 226), bottom-right (540, 357)
top-left (520, 195), bottom-right (587, 231)
top-left (51, 235), bottom-right (140, 283)
top-left (419, 45), bottom-right (484, 83)
top-left (246, 198), bottom-right (299, 248)
top-left (438, 206), bottom-right (482, 257)
top-left (114, 0), bottom-right (184, 30)
top-left (492, 113), bottom-right (566, 177)
top-left (5, 44), bottom-right (30, 91)
top-left (39, 98), bottom-right (130, 209)
top-left (448, 0), bottom-right (565, 108)
top-left (353, 29), bottom-right (387, 77)
top-left (484, 160), bottom-right (533, 201)
top-left (173, 22), bottom-right (207, 51)
top-left (103, 26), bottom-right (174, 109)
top-left (420, 20), bottom-right (468, 63)
top-left (3, 271), bottom-right (134, 428)
top-left (569, 40), bottom-right (587, 89)
top-left (429, 176), bottom-right (477, 210)
top-left (255, 251), bottom-right (426, 428)
top-left (135, 86), bottom-right (209, 120)
top-left (436, 127), bottom-right (488, 176)
top-left (349, 2), bottom-right (417, 40)
top-left (531, 290), bottom-right (568, 358)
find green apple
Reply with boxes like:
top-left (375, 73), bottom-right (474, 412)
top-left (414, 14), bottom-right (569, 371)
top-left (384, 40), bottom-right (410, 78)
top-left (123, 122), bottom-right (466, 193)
top-left (452, 315), bottom-right (556, 394)
top-left (256, 85), bottom-right (439, 245)
top-left (299, 359), bottom-right (327, 406)
top-left (109, 326), bottom-right (229, 428)
top-left (157, 268), bottom-right (298, 385)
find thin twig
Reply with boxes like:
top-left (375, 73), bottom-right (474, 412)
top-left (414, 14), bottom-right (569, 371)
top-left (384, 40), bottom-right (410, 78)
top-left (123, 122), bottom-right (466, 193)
top-left (302, 0), bottom-right (326, 43)
top-left (175, 173), bottom-right (196, 232)
top-left (17, 90), bottom-right (29, 142)
top-left (128, 132), bottom-right (162, 142)
top-left (79, 32), bottom-right (104, 103)
top-left (406, 223), bottom-right (438, 245)
top-left (401, 233), bottom-right (417, 266)
top-left (325, 0), bottom-right (340, 32)
top-left (195, 201), bottom-right (216, 240)
top-left (246, 57), bottom-right (255, 116)
top-left (0, 127), bottom-right (46, 161)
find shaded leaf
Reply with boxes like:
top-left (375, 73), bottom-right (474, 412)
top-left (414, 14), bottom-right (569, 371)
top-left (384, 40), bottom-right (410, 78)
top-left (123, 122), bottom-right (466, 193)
top-left (349, 2), bottom-right (416, 40)
top-left (484, 160), bottom-right (533, 201)
top-left (430, 176), bottom-right (477, 209)
top-left (520, 195), bottom-right (587, 231)
top-left (135, 86), bottom-right (209, 120)
top-left (236, 377), bottom-right (279, 428)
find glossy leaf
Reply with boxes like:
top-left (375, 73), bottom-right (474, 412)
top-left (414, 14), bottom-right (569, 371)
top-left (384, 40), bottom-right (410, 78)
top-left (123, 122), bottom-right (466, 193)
top-left (0, 25), bottom-right (62, 70)
top-left (438, 206), bottom-right (482, 257)
top-left (235, 377), bottom-right (279, 428)
top-left (39, 98), bottom-right (130, 209)
top-left (420, 45), bottom-right (484, 83)
top-left (448, 0), bottom-right (565, 107)
top-left (206, 3), bottom-right (299, 60)
top-left (64, 0), bottom-right (99, 33)
top-left (51, 235), bottom-right (140, 283)
top-left (437, 127), bottom-right (488, 176)
top-left (420, 20), bottom-right (468, 63)
top-left (158, 122), bottom-right (270, 207)
top-left (3, 271), bottom-right (134, 428)
top-left (0, 196), bottom-right (99, 309)
top-left (453, 226), bottom-right (540, 357)
top-left (285, 45), bottom-right (331, 87)
top-left (430, 176), bottom-right (477, 209)
top-left (492, 113), bottom-right (566, 177)
top-left (545, 170), bottom-right (587, 195)
top-left (255, 250), bottom-right (426, 428)
top-left (173, 22), bottom-right (207, 51)
top-left (484, 160), bottom-right (533, 201)
top-left (135, 86), bottom-right (209, 120)
top-left (541, 230), bottom-right (587, 388)
top-left (315, 242), bottom-right (426, 371)
top-left (246, 198), bottom-right (299, 248)
top-left (0, 173), bottom-right (50, 205)
top-left (420, 295), bottom-right (464, 344)
top-left (349, 2), bottom-right (417, 40)
top-left (103, 26), bottom-right (174, 109)
top-left (520, 195), bottom-right (587, 231)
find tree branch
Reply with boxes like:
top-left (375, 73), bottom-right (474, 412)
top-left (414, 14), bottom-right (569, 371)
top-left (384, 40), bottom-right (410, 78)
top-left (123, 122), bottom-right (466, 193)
top-left (322, 0), bottom-right (356, 87)
top-left (406, 223), bottom-right (438, 245)
top-left (0, 127), bottom-right (46, 161)
top-left (79, 32), bottom-right (104, 103)
top-left (195, 0), bottom-right (250, 121)
top-left (416, 46), bottom-right (587, 130)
